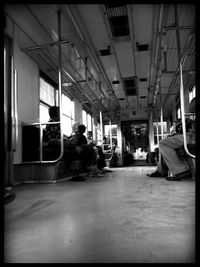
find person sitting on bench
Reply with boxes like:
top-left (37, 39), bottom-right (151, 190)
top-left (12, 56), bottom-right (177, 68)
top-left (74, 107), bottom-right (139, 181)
top-left (43, 107), bottom-right (85, 163)
top-left (147, 118), bottom-right (195, 181)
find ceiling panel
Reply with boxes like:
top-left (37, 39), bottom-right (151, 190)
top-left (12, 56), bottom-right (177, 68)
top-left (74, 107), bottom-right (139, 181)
top-left (115, 42), bottom-right (135, 77)
top-left (99, 54), bottom-right (120, 82)
top-left (77, 4), bottom-right (110, 50)
top-left (135, 51), bottom-right (151, 78)
top-left (131, 4), bottom-right (153, 43)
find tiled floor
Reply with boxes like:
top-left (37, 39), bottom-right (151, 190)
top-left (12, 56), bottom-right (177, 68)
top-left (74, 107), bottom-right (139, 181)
top-left (4, 166), bottom-right (195, 263)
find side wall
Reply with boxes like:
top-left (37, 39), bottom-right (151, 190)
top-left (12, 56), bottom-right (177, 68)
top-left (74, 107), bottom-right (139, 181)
top-left (5, 16), bottom-right (39, 164)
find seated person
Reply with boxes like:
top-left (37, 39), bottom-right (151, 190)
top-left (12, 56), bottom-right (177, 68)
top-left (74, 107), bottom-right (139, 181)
top-left (147, 118), bottom-right (195, 181)
top-left (43, 106), bottom-right (70, 159)
top-left (43, 106), bottom-right (69, 146)
top-left (43, 106), bottom-right (61, 145)
top-left (67, 124), bottom-right (99, 174)
top-left (43, 107), bottom-right (84, 163)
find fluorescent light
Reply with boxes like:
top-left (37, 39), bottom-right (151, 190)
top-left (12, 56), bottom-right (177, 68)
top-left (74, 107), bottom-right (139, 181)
top-left (62, 82), bottom-right (72, 87)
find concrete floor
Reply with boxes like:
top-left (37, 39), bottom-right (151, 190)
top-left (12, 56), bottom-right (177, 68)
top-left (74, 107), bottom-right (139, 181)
top-left (4, 166), bottom-right (195, 263)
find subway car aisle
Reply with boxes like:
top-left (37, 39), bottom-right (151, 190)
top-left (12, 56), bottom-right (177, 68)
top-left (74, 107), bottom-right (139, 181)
top-left (4, 166), bottom-right (195, 263)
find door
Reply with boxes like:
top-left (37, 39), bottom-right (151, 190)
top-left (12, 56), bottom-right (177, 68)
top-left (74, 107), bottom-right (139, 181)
top-left (121, 120), bottom-right (149, 164)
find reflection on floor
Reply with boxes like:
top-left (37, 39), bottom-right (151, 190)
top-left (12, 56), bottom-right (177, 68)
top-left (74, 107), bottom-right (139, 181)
top-left (4, 166), bottom-right (195, 263)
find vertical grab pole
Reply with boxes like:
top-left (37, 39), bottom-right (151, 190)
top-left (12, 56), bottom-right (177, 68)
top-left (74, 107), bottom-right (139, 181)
top-left (13, 69), bottom-right (18, 151)
top-left (180, 63), bottom-right (195, 158)
top-left (57, 8), bottom-right (64, 159)
top-left (109, 120), bottom-right (112, 149)
top-left (159, 79), bottom-right (164, 140)
top-left (100, 110), bottom-right (103, 146)
top-left (175, 4), bottom-right (195, 159)
top-left (156, 122), bottom-right (159, 145)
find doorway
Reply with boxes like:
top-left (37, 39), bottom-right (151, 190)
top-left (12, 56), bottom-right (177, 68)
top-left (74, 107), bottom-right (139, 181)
top-left (121, 120), bottom-right (149, 166)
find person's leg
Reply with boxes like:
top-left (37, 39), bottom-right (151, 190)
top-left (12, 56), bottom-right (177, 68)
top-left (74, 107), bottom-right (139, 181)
top-left (159, 134), bottom-right (192, 176)
top-left (146, 158), bottom-right (162, 177)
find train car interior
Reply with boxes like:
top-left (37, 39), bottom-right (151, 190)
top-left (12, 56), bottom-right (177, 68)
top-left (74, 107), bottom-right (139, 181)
top-left (4, 4), bottom-right (196, 263)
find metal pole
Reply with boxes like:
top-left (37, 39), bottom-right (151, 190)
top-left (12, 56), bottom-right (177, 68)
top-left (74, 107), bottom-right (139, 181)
top-left (57, 9), bottom-right (64, 161)
top-left (100, 110), bottom-right (103, 146)
top-left (175, 4), bottom-right (195, 159)
top-left (180, 63), bottom-right (195, 158)
top-left (109, 120), bottom-right (112, 149)
top-left (21, 39), bottom-right (70, 52)
top-left (156, 122), bottom-right (159, 145)
top-left (13, 69), bottom-right (18, 151)
top-left (159, 80), bottom-right (164, 139)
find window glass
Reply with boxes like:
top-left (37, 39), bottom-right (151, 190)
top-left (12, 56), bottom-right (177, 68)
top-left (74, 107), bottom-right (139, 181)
top-left (40, 78), bottom-right (55, 106)
top-left (40, 103), bottom-right (49, 123)
top-left (104, 124), bottom-right (117, 136)
top-left (39, 77), bottom-right (74, 136)
top-left (87, 113), bottom-right (92, 131)
top-left (104, 124), bottom-right (118, 146)
top-left (189, 85), bottom-right (195, 103)
top-left (62, 94), bottom-right (74, 116)
top-left (62, 115), bottom-right (73, 136)
top-left (62, 94), bottom-right (74, 136)
top-left (82, 110), bottom-right (87, 127)
top-left (153, 121), bottom-right (168, 145)
top-left (177, 107), bottom-right (181, 119)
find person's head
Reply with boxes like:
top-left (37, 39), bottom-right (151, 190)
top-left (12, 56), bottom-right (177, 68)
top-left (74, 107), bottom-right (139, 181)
top-left (77, 124), bottom-right (86, 135)
top-left (72, 122), bottom-right (80, 133)
top-left (49, 106), bottom-right (59, 121)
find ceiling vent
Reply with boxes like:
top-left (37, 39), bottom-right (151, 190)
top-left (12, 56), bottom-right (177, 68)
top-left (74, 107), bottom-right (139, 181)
top-left (140, 96), bottom-right (147, 99)
top-left (118, 97), bottom-right (125, 100)
top-left (99, 46), bottom-right (111, 56)
top-left (136, 42), bottom-right (149, 51)
top-left (112, 80), bottom-right (120, 84)
top-left (139, 78), bottom-right (147, 82)
top-left (105, 4), bottom-right (130, 38)
top-left (123, 76), bottom-right (138, 96)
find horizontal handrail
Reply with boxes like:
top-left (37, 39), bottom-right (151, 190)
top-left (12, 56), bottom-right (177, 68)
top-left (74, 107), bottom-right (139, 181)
top-left (22, 121), bottom-right (64, 164)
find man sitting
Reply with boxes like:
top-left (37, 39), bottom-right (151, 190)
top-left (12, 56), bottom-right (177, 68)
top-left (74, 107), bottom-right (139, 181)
top-left (147, 118), bottom-right (195, 181)
top-left (43, 106), bottom-right (85, 163)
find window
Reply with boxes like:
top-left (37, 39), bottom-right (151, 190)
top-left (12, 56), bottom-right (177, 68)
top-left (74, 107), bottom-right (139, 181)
top-left (189, 85), bottom-right (195, 103)
top-left (39, 77), bottom-right (57, 124)
top-left (62, 94), bottom-right (74, 136)
top-left (40, 77), bottom-right (56, 106)
top-left (40, 103), bottom-right (49, 123)
top-left (153, 121), bottom-right (168, 145)
top-left (82, 109), bottom-right (93, 136)
top-left (177, 107), bottom-right (181, 119)
top-left (82, 110), bottom-right (87, 128)
top-left (39, 76), bottom-right (74, 136)
top-left (104, 124), bottom-right (118, 146)
top-left (87, 113), bottom-right (92, 131)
